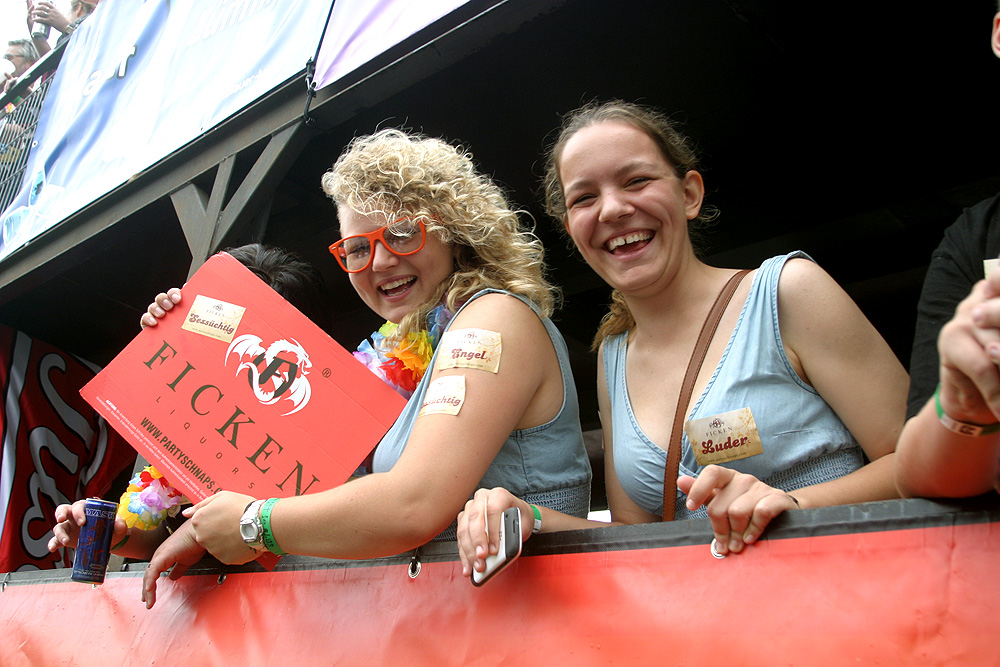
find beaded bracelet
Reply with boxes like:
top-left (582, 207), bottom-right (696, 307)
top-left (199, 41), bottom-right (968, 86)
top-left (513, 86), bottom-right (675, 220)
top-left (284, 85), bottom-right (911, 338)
top-left (934, 384), bottom-right (1000, 437)
top-left (260, 498), bottom-right (287, 556)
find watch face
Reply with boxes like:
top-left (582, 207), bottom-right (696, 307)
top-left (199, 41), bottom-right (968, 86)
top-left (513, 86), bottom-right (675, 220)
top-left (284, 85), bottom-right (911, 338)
top-left (240, 520), bottom-right (260, 542)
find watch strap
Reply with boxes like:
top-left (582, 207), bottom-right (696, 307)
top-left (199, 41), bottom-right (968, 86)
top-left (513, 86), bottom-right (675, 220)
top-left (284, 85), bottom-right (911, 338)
top-left (241, 499), bottom-right (266, 549)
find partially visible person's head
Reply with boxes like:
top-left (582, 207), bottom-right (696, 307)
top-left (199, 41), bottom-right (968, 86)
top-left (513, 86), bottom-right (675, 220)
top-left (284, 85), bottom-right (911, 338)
top-left (322, 128), bottom-right (556, 340)
top-left (71, 0), bottom-right (96, 20)
top-left (542, 100), bottom-right (714, 236)
top-left (992, 7), bottom-right (1000, 58)
top-left (224, 243), bottom-right (331, 333)
top-left (4, 39), bottom-right (39, 78)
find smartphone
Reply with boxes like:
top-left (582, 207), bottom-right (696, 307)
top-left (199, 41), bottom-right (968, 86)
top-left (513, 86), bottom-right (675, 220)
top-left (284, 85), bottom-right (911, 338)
top-left (471, 506), bottom-right (522, 586)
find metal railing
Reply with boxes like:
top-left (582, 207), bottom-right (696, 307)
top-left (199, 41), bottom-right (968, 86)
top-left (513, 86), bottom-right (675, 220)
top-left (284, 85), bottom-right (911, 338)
top-left (0, 43), bottom-right (65, 215)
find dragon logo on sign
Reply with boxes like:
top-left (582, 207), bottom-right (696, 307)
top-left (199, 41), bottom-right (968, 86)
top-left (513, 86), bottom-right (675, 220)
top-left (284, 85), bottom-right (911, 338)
top-left (225, 335), bottom-right (312, 416)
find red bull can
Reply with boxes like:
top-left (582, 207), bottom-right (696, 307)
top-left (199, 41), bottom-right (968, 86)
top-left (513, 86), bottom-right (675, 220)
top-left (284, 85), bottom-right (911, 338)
top-left (71, 498), bottom-right (118, 584)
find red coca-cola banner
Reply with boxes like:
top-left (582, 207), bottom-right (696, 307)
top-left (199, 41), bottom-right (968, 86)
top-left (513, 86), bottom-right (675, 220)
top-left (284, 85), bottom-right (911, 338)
top-left (0, 325), bottom-right (134, 573)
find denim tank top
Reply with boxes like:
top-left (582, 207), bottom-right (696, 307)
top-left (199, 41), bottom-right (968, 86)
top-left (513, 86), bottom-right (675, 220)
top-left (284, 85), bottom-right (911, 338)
top-left (605, 252), bottom-right (864, 518)
top-left (373, 289), bottom-right (592, 525)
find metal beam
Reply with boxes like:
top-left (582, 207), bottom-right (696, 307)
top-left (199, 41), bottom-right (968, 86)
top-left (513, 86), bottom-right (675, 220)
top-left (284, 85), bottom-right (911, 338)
top-left (169, 122), bottom-right (312, 278)
top-left (0, 83), bottom-right (312, 304)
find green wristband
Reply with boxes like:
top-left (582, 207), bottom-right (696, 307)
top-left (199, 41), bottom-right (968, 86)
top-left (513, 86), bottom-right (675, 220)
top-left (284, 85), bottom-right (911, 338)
top-left (529, 504), bottom-right (542, 534)
top-left (260, 498), bottom-right (287, 556)
top-left (110, 531), bottom-right (131, 552)
top-left (934, 384), bottom-right (1000, 437)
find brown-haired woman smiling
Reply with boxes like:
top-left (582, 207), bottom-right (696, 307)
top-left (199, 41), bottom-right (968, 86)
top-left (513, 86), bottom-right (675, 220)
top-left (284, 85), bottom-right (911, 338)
top-left (458, 100), bottom-right (908, 574)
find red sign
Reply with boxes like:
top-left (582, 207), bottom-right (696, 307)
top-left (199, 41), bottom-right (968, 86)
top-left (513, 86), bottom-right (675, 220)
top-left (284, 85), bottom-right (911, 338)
top-left (0, 325), bottom-right (135, 573)
top-left (4, 520), bottom-right (1000, 665)
top-left (81, 252), bottom-right (404, 503)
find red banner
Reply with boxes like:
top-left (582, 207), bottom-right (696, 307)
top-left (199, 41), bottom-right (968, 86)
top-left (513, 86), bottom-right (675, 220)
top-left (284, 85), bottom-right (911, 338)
top-left (1, 518), bottom-right (997, 665)
top-left (0, 325), bottom-right (134, 573)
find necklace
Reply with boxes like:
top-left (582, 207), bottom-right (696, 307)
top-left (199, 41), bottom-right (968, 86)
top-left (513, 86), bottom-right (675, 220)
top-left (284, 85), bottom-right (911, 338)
top-left (117, 465), bottom-right (187, 531)
top-left (353, 303), bottom-right (454, 399)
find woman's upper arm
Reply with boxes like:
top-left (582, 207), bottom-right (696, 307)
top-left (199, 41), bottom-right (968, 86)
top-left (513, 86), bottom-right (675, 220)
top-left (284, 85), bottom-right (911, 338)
top-left (777, 258), bottom-right (908, 460)
top-left (383, 294), bottom-right (558, 530)
top-left (596, 343), bottom-right (660, 525)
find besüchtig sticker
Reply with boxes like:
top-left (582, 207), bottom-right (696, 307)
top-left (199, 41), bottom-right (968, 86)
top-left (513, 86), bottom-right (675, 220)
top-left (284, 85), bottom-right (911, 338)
top-left (419, 375), bottom-right (466, 417)
top-left (181, 294), bottom-right (246, 343)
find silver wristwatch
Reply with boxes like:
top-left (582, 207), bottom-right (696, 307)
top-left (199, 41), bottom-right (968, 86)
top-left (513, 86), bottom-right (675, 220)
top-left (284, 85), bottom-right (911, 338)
top-left (239, 499), bottom-right (266, 551)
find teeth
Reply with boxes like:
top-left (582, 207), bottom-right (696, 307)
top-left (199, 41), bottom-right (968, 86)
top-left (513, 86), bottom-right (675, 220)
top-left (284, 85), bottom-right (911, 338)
top-left (606, 231), bottom-right (652, 251)
top-left (380, 277), bottom-right (415, 292)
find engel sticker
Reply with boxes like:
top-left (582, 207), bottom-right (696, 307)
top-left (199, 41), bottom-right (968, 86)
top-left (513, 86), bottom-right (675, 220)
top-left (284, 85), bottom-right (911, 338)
top-left (435, 328), bottom-right (502, 373)
top-left (181, 294), bottom-right (246, 343)
top-left (685, 407), bottom-right (764, 467)
top-left (419, 375), bottom-right (466, 417)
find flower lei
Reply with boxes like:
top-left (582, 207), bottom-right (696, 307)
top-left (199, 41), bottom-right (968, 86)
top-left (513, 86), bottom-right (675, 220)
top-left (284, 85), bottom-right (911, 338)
top-left (117, 465), bottom-right (187, 531)
top-left (353, 303), bottom-right (454, 399)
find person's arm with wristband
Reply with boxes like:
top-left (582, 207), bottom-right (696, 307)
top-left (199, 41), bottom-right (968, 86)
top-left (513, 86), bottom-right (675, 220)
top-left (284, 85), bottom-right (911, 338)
top-left (896, 264), bottom-right (1000, 498)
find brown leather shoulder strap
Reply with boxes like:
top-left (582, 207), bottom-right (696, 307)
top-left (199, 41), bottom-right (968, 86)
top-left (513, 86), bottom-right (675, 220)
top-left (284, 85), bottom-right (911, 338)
top-left (662, 269), bottom-right (751, 520)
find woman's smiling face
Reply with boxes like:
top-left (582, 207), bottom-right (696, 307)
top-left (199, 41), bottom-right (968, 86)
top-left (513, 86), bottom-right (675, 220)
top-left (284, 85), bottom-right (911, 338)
top-left (338, 208), bottom-right (456, 323)
top-left (558, 120), bottom-right (704, 296)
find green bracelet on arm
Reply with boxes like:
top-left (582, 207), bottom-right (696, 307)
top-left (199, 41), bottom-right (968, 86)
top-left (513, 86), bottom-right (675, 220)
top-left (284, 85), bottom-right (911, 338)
top-left (260, 498), bottom-right (287, 556)
top-left (110, 531), bottom-right (131, 552)
top-left (528, 504), bottom-right (542, 534)
top-left (934, 384), bottom-right (1000, 437)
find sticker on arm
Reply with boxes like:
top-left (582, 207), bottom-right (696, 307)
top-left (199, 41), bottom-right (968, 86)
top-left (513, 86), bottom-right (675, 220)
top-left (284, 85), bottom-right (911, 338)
top-left (419, 375), bottom-right (467, 417)
top-left (435, 329), bottom-right (502, 373)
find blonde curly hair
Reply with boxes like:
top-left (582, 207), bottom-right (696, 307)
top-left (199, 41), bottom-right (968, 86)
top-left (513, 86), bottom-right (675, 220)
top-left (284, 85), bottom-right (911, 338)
top-left (322, 129), bottom-right (557, 342)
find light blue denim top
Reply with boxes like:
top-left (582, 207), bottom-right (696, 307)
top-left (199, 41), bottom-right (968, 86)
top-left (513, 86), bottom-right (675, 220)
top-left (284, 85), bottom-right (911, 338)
top-left (604, 252), bottom-right (863, 519)
top-left (373, 289), bottom-right (592, 529)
